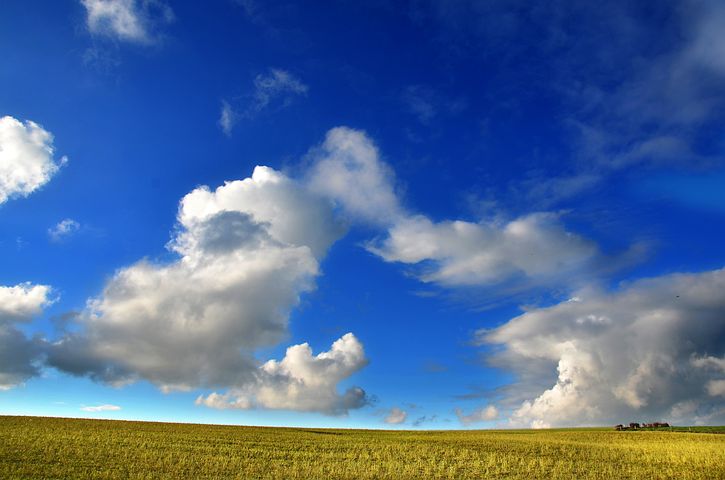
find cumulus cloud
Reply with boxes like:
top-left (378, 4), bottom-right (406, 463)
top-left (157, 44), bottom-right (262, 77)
top-left (479, 267), bottom-right (725, 428)
top-left (80, 0), bottom-right (174, 44)
top-left (46, 164), bottom-right (368, 414)
top-left (48, 166), bottom-right (344, 391)
top-left (0, 283), bottom-right (53, 321)
top-left (384, 407), bottom-right (407, 424)
top-left (48, 219), bottom-right (81, 242)
top-left (0, 116), bottom-right (66, 205)
top-left (80, 404), bottom-right (121, 412)
top-left (195, 333), bottom-right (369, 415)
top-left (39, 125), bottom-right (627, 415)
top-left (0, 283), bottom-right (53, 390)
top-left (306, 127), bottom-right (403, 225)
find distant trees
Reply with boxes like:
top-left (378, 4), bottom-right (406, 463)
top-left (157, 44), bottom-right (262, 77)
top-left (614, 422), bottom-right (670, 431)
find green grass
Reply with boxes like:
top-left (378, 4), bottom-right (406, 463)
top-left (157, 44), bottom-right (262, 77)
top-left (1, 416), bottom-right (723, 479)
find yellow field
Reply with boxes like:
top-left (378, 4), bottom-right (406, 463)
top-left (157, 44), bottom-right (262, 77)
top-left (1, 416), bottom-right (723, 479)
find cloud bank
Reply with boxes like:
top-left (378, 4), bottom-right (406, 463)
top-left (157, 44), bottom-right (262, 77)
top-left (21, 125), bottom-right (714, 425)
top-left (308, 128), bottom-right (722, 426)
top-left (0, 116), bottom-right (65, 206)
top-left (480, 268), bottom-right (725, 428)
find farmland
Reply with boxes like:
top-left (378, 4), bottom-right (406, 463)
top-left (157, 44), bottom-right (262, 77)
top-left (1, 416), bottom-right (723, 479)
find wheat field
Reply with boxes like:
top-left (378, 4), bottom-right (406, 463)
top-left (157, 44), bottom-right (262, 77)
top-left (1, 416), bottom-right (723, 479)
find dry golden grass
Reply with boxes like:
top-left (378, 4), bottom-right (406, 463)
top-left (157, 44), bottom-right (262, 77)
top-left (1, 416), bottom-right (723, 479)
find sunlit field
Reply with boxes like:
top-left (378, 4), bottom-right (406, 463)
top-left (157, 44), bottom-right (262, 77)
top-left (1, 416), bottom-right (723, 479)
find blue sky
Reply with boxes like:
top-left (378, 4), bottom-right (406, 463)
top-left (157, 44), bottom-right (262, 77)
top-left (0, 0), bottom-right (724, 429)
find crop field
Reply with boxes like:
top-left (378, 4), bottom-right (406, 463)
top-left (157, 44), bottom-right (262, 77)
top-left (1, 416), bottom-right (723, 479)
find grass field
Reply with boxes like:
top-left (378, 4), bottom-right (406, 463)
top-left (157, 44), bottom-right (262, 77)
top-left (1, 416), bottom-right (723, 479)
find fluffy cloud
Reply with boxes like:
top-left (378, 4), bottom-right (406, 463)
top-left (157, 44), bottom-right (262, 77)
top-left (0, 283), bottom-right (53, 321)
top-left (175, 166), bottom-right (344, 258)
top-left (307, 127), bottom-right (403, 225)
top-left (80, 404), bottom-right (121, 412)
top-left (46, 165), bottom-right (367, 414)
top-left (479, 267), bottom-right (725, 428)
top-left (48, 166), bottom-right (343, 390)
top-left (305, 127), bottom-right (611, 291)
top-left (0, 283), bottom-right (53, 390)
top-left (369, 213), bottom-right (602, 288)
top-left (0, 116), bottom-right (65, 205)
top-left (455, 405), bottom-right (499, 426)
top-left (48, 219), bottom-right (81, 242)
top-left (195, 333), bottom-right (368, 415)
top-left (39, 126), bottom-right (629, 416)
top-left (384, 407), bottom-right (408, 424)
top-left (80, 0), bottom-right (173, 44)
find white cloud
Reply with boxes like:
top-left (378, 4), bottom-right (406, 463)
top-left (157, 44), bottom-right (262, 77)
top-left (80, 404), bottom-right (121, 412)
top-left (0, 283), bottom-right (53, 390)
top-left (219, 69), bottom-right (307, 134)
top-left (0, 283), bottom-right (53, 321)
top-left (0, 116), bottom-right (65, 205)
top-left (80, 0), bottom-right (173, 44)
top-left (479, 267), bottom-right (725, 428)
top-left (369, 212), bottom-right (601, 288)
top-left (218, 101), bottom-right (236, 136)
top-left (305, 127), bottom-right (619, 293)
top-left (48, 219), bottom-right (81, 242)
top-left (175, 165), bottom-right (344, 258)
top-left (707, 380), bottom-right (725, 398)
top-left (39, 126), bottom-right (631, 415)
top-left (306, 127), bottom-right (403, 225)
top-left (455, 405), bottom-right (499, 426)
top-left (46, 164), bottom-right (368, 414)
top-left (196, 333), bottom-right (368, 415)
top-left (384, 407), bottom-right (408, 424)
top-left (249, 69), bottom-right (308, 115)
top-left (48, 166), bottom-right (343, 391)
